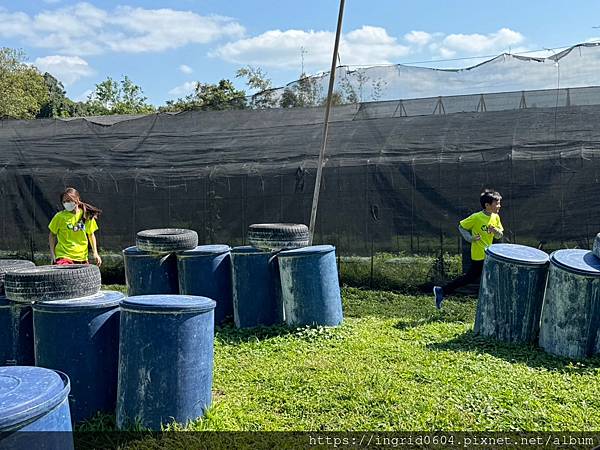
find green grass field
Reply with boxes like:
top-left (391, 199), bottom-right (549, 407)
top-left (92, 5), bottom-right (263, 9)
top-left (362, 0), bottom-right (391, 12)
top-left (90, 286), bottom-right (600, 433)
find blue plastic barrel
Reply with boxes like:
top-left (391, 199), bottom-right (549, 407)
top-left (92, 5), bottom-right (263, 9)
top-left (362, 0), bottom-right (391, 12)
top-left (33, 291), bottom-right (123, 423)
top-left (0, 296), bottom-right (34, 366)
top-left (177, 245), bottom-right (232, 325)
top-left (278, 245), bottom-right (343, 327)
top-left (230, 246), bottom-right (283, 328)
top-left (475, 244), bottom-right (550, 343)
top-left (116, 295), bottom-right (216, 430)
top-left (539, 249), bottom-right (600, 359)
top-left (123, 246), bottom-right (178, 296)
top-left (0, 366), bottom-right (73, 450)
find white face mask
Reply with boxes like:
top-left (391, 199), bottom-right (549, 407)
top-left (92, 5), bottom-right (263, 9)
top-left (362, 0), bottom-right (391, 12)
top-left (63, 202), bottom-right (76, 212)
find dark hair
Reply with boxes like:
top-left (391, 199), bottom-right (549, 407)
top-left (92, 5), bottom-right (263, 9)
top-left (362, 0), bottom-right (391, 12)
top-left (61, 187), bottom-right (102, 220)
top-left (480, 189), bottom-right (502, 209)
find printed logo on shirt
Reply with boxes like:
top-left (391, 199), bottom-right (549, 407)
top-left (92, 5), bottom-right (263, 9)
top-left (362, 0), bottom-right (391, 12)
top-left (67, 220), bottom-right (86, 232)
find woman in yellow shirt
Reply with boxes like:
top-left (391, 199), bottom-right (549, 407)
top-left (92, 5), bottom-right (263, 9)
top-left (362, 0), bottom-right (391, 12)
top-left (48, 187), bottom-right (103, 266)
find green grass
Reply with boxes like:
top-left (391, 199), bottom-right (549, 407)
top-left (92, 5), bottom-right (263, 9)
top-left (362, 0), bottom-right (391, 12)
top-left (76, 286), bottom-right (600, 449)
top-left (88, 286), bottom-right (600, 434)
top-left (199, 288), bottom-right (600, 431)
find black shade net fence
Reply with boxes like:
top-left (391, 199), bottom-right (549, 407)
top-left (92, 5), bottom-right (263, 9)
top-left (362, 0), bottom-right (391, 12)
top-left (2, 86), bottom-right (600, 269)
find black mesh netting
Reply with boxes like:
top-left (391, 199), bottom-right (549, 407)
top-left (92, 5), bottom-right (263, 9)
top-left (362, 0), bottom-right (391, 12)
top-left (2, 88), bottom-right (600, 258)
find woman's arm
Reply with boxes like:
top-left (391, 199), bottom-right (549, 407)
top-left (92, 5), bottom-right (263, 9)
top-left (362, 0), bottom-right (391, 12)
top-left (48, 232), bottom-right (57, 263)
top-left (89, 232), bottom-right (102, 266)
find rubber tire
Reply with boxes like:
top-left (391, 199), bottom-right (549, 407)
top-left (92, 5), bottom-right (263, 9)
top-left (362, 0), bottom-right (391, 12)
top-left (4, 265), bottom-right (101, 303)
top-left (247, 223), bottom-right (309, 251)
top-left (0, 260), bottom-right (36, 294)
top-left (136, 228), bottom-right (199, 253)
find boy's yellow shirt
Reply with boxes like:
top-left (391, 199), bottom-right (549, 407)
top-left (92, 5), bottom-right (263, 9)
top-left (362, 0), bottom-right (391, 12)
top-left (460, 211), bottom-right (503, 261)
top-left (48, 210), bottom-right (98, 261)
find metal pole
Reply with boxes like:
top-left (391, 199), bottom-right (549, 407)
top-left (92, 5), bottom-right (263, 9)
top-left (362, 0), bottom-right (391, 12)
top-left (308, 0), bottom-right (346, 245)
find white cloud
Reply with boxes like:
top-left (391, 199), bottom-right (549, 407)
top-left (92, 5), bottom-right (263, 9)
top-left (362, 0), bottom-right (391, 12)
top-left (169, 81), bottom-right (197, 97)
top-left (179, 64), bottom-right (194, 75)
top-left (404, 30), bottom-right (433, 47)
top-left (440, 28), bottom-right (525, 56)
top-left (211, 26), bottom-right (410, 69)
top-left (34, 55), bottom-right (94, 85)
top-left (0, 3), bottom-right (245, 55)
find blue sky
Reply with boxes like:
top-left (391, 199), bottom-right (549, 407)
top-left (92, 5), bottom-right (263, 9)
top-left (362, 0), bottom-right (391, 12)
top-left (1, 0), bottom-right (600, 105)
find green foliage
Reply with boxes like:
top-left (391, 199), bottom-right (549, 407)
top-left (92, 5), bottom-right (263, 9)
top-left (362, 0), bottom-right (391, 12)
top-left (236, 66), bottom-right (278, 109)
top-left (36, 73), bottom-right (82, 118)
top-left (280, 73), bottom-right (323, 108)
top-left (279, 73), bottom-right (350, 108)
top-left (0, 48), bottom-right (48, 119)
top-left (161, 79), bottom-right (246, 112)
top-left (85, 76), bottom-right (155, 115)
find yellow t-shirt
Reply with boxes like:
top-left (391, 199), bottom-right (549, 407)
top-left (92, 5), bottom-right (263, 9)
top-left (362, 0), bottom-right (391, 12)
top-left (48, 210), bottom-right (98, 261)
top-left (460, 211), bottom-right (503, 261)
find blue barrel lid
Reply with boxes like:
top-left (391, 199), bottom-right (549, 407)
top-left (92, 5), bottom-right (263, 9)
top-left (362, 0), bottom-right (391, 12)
top-left (278, 245), bottom-right (335, 257)
top-left (0, 366), bottom-right (70, 431)
top-left (550, 249), bottom-right (600, 276)
top-left (177, 244), bottom-right (230, 256)
top-left (121, 295), bottom-right (216, 313)
top-left (32, 290), bottom-right (124, 311)
top-left (231, 246), bottom-right (271, 254)
top-left (485, 243), bottom-right (549, 265)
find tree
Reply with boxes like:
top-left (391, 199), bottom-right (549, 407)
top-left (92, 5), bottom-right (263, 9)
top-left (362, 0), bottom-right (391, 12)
top-left (236, 66), bottom-right (277, 109)
top-left (279, 73), bottom-right (322, 108)
top-left (161, 79), bottom-right (246, 112)
top-left (85, 76), bottom-right (155, 115)
top-left (0, 48), bottom-right (48, 119)
top-left (37, 73), bottom-right (78, 118)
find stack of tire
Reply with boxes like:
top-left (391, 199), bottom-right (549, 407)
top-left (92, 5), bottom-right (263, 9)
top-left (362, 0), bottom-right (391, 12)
top-left (233, 223), bottom-right (343, 328)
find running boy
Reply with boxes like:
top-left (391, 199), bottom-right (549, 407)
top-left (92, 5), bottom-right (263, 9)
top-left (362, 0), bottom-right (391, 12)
top-left (433, 190), bottom-right (503, 309)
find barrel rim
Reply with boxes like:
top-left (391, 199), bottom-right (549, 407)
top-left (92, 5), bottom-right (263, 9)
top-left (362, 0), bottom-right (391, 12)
top-left (121, 294), bottom-right (216, 313)
top-left (485, 243), bottom-right (549, 266)
top-left (177, 244), bottom-right (231, 257)
top-left (0, 366), bottom-right (70, 431)
top-left (278, 244), bottom-right (335, 256)
top-left (32, 290), bottom-right (124, 311)
top-left (231, 245), bottom-right (275, 255)
top-left (122, 245), bottom-right (151, 256)
top-left (550, 249), bottom-right (600, 276)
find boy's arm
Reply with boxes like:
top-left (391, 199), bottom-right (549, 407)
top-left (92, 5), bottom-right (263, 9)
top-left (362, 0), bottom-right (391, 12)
top-left (490, 216), bottom-right (504, 239)
top-left (458, 224), bottom-right (473, 243)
